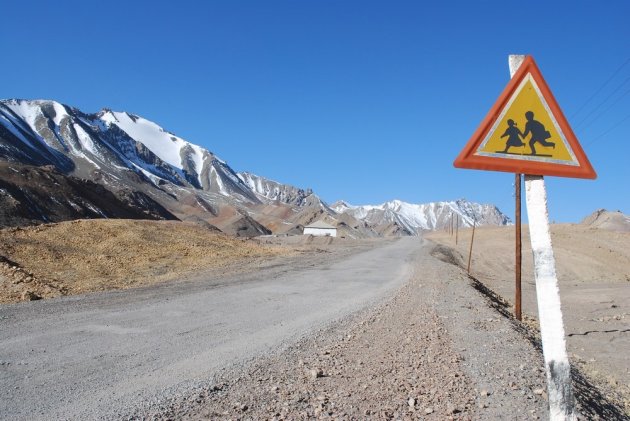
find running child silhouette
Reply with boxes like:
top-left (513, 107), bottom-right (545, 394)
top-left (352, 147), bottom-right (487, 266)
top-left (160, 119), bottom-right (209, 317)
top-left (499, 119), bottom-right (524, 153)
top-left (522, 111), bottom-right (555, 155)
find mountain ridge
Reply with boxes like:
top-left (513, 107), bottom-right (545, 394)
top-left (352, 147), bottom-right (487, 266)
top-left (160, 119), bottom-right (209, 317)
top-left (1, 98), bottom-right (511, 236)
top-left (332, 198), bottom-right (511, 235)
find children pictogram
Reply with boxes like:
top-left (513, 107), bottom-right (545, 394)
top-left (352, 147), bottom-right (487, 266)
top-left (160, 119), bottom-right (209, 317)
top-left (497, 111), bottom-right (556, 156)
top-left (478, 76), bottom-right (572, 162)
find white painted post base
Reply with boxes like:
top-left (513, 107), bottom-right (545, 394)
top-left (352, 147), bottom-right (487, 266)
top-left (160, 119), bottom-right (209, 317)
top-left (524, 175), bottom-right (577, 421)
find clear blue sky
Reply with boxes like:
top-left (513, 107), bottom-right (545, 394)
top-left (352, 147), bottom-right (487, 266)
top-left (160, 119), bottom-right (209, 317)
top-left (2, 1), bottom-right (629, 222)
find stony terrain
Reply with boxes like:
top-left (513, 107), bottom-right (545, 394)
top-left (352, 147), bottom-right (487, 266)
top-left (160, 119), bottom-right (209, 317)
top-left (119, 228), bottom-right (628, 420)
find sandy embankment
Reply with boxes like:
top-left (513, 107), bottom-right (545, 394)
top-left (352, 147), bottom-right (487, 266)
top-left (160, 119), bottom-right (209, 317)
top-left (0, 219), bottom-right (291, 304)
top-left (426, 223), bottom-right (630, 413)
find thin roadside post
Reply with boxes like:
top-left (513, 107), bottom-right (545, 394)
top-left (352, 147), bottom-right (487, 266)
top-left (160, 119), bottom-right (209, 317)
top-left (515, 172), bottom-right (522, 321)
top-left (455, 215), bottom-right (459, 245)
top-left (467, 218), bottom-right (476, 274)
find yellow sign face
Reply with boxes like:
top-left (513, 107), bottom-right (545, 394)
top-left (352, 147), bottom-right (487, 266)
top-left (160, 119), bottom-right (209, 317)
top-left (475, 75), bottom-right (579, 165)
top-left (454, 56), bottom-right (596, 178)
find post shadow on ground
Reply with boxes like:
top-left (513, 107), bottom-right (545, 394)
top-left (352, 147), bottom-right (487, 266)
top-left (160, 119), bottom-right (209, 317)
top-left (465, 274), bottom-right (629, 420)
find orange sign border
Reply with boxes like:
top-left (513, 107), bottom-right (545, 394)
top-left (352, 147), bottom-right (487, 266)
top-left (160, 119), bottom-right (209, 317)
top-left (454, 56), bottom-right (596, 179)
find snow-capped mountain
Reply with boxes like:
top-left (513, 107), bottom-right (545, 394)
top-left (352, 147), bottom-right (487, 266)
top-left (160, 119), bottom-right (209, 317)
top-left (0, 99), bottom-right (259, 202)
top-left (332, 199), bottom-right (511, 234)
top-left (0, 98), bottom-right (343, 235)
top-left (0, 98), bottom-right (510, 237)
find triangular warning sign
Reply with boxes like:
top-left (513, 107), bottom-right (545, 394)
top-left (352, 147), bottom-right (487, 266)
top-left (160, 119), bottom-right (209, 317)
top-left (454, 56), bottom-right (596, 179)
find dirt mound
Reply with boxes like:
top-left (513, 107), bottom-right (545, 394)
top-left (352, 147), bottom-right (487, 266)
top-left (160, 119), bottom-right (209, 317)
top-left (201, 205), bottom-right (271, 238)
top-left (0, 219), bottom-right (288, 304)
top-left (256, 234), bottom-right (365, 248)
top-left (430, 243), bottom-right (465, 267)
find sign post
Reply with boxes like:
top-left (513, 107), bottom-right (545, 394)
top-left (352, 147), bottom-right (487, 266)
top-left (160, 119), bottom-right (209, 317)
top-left (515, 172), bottom-right (522, 321)
top-left (509, 55), bottom-right (524, 322)
top-left (525, 174), bottom-right (576, 420)
top-left (454, 55), bottom-right (596, 420)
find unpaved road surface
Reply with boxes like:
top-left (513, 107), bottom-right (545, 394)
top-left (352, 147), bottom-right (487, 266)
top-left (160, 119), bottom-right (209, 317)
top-left (144, 237), bottom-right (626, 420)
top-left (2, 234), bottom-right (626, 420)
top-left (0, 237), bottom-right (415, 420)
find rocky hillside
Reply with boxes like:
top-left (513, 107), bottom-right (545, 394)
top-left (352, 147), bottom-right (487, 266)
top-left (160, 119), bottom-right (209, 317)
top-left (0, 162), bottom-right (177, 228)
top-left (238, 172), bottom-right (313, 206)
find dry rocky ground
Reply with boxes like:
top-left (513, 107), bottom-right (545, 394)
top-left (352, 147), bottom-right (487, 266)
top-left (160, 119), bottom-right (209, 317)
top-left (130, 240), bottom-right (554, 421)
top-left (427, 222), bottom-right (630, 417)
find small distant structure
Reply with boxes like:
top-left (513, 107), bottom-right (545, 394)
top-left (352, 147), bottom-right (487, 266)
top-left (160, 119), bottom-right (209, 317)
top-left (303, 220), bottom-right (337, 237)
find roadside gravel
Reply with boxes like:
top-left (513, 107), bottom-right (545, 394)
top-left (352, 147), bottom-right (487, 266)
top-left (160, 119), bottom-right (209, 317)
top-left (135, 238), bottom-right (551, 420)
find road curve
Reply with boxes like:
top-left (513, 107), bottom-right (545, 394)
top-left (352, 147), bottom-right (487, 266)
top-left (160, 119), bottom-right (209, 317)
top-left (0, 237), bottom-right (422, 420)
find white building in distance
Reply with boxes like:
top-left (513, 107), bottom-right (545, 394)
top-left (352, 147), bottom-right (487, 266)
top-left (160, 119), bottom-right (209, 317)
top-left (303, 220), bottom-right (337, 237)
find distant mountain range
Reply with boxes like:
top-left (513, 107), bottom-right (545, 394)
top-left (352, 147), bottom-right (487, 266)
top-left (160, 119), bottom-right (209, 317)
top-left (332, 199), bottom-right (511, 236)
top-left (0, 99), bottom-right (511, 236)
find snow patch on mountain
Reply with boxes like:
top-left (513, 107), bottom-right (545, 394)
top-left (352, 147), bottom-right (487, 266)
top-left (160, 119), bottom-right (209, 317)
top-left (4, 99), bottom-right (43, 128)
top-left (98, 110), bottom-right (206, 185)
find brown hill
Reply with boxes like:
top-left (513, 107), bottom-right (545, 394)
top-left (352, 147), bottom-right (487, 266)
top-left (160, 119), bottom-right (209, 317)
top-left (581, 209), bottom-right (630, 232)
top-left (0, 219), bottom-right (287, 304)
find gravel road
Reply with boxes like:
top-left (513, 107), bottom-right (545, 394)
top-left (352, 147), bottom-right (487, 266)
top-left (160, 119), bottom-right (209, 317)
top-left (3, 235), bottom-right (624, 420)
top-left (0, 237), bottom-right (416, 420)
